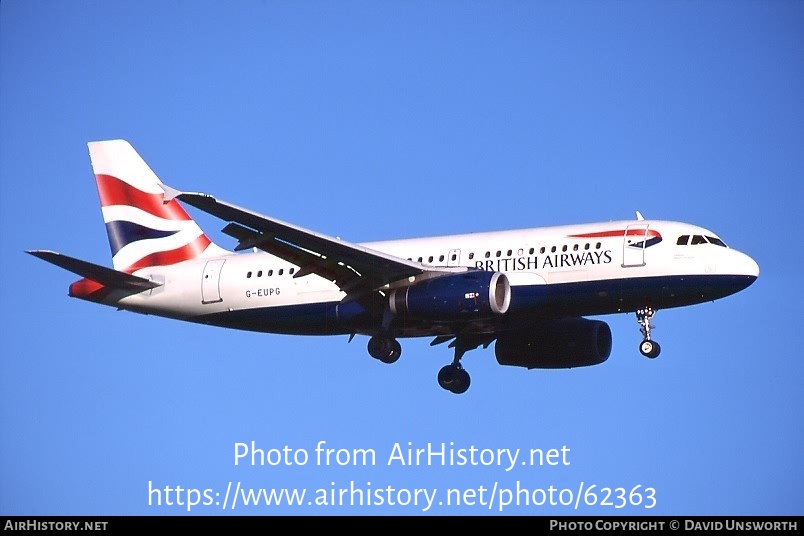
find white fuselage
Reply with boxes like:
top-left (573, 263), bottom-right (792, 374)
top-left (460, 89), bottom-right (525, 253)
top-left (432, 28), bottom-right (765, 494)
top-left (105, 219), bottom-right (758, 338)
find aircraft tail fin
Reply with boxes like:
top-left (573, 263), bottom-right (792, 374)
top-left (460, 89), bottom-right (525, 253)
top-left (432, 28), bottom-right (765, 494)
top-left (88, 140), bottom-right (228, 272)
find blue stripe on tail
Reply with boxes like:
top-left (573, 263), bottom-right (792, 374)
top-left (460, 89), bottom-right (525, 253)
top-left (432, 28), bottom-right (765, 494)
top-left (105, 221), bottom-right (178, 256)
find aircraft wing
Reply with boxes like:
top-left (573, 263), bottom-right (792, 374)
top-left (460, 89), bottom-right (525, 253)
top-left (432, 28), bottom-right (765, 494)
top-left (163, 186), bottom-right (463, 297)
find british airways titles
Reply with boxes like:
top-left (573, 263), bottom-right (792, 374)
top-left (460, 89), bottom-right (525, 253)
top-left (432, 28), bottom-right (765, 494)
top-left (474, 248), bottom-right (613, 273)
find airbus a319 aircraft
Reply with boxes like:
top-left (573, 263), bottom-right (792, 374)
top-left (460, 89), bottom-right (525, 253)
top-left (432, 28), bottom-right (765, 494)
top-left (29, 140), bottom-right (759, 394)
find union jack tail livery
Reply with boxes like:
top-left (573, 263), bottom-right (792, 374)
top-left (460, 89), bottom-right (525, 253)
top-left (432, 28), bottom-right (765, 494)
top-left (88, 140), bottom-right (228, 273)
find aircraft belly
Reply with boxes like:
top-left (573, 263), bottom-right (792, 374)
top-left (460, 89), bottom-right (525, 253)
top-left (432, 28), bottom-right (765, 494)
top-left (122, 272), bottom-right (755, 336)
top-left (192, 302), bottom-right (347, 335)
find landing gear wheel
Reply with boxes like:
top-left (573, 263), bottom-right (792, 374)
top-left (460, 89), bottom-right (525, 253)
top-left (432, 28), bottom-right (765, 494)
top-left (639, 339), bottom-right (661, 358)
top-left (452, 367), bottom-right (470, 394)
top-left (636, 307), bottom-right (661, 359)
top-left (437, 364), bottom-right (471, 394)
top-left (385, 339), bottom-right (402, 364)
top-left (368, 336), bottom-right (401, 364)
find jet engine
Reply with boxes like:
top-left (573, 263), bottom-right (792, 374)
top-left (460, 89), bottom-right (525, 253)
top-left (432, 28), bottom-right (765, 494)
top-left (495, 318), bottom-right (612, 369)
top-left (389, 271), bottom-right (510, 321)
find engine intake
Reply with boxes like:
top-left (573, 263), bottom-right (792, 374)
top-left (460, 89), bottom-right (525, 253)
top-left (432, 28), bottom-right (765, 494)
top-left (390, 271), bottom-right (510, 321)
top-left (495, 318), bottom-right (612, 369)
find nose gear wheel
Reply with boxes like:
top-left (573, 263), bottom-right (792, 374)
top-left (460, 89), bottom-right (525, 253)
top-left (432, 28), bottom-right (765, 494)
top-left (636, 307), bottom-right (661, 358)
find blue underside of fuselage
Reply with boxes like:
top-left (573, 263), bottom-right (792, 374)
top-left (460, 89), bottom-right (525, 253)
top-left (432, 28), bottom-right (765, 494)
top-left (191, 274), bottom-right (756, 336)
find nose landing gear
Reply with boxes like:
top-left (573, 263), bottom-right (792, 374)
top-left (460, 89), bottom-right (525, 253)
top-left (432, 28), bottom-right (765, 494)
top-left (636, 307), bottom-right (661, 358)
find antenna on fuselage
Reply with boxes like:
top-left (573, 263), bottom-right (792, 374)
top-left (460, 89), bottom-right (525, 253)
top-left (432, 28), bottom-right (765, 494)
top-left (636, 211), bottom-right (645, 221)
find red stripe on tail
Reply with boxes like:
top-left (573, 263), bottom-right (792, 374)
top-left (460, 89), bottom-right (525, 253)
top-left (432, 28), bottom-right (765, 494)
top-left (96, 174), bottom-right (192, 221)
top-left (123, 234), bottom-right (213, 272)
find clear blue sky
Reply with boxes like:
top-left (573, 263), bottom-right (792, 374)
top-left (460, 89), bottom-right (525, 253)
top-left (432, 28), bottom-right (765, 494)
top-left (1, 0), bottom-right (801, 515)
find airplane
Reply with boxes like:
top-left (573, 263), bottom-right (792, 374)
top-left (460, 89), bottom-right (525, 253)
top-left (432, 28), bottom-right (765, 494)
top-left (28, 140), bottom-right (760, 394)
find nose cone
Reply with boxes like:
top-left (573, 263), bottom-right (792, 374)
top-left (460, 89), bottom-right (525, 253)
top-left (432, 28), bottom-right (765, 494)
top-left (729, 250), bottom-right (759, 293)
top-left (737, 250), bottom-right (760, 280)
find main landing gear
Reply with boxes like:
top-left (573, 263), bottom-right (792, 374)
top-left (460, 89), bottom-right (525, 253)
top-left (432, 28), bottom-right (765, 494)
top-left (367, 333), bottom-right (478, 394)
top-left (636, 307), bottom-right (661, 358)
top-left (367, 335), bottom-right (401, 364)
top-left (438, 362), bottom-right (471, 395)
top-left (434, 336), bottom-right (488, 395)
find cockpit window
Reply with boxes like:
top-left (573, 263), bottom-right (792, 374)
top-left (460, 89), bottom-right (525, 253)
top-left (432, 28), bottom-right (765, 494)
top-left (690, 235), bottom-right (707, 245)
top-left (678, 234), bottom-right (729, 247)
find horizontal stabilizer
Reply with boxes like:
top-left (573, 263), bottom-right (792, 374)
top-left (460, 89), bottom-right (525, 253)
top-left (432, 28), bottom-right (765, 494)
top-left (26, 250), bottom-right (162, 291)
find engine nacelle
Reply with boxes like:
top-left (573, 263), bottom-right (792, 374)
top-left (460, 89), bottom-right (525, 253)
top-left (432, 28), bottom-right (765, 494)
top-left (389, 271), bottom-right (511, 321)
top-left (495, 318), bottom-right (612, 369)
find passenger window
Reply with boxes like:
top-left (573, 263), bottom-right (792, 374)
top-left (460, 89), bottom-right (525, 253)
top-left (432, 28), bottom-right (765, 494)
top-left (573, 244), bottom-right (579, 251)
top-left (450, 254), bottom-right (456, 261)
top-left (289, 268), bottom-right (295, 275)
top-left (246, 271), bottom-right (252, 278)
top-left (485, 252), bottom-right (491, 259)
top-left (562, 245), bottom-right (567, 252)
top-left (551, 246), bottom-right (556, 253)
top-left (268, 270), bottom-right (273, 276)
top-left (507, 249), bottom-right (512, 256)
top-left (529, 248), bottom-right (534, 255)
top-left (468, 253), bottom-right (474, 260)
top-left (540, 247), bottom-right (545, 254)
top-left (439, 255), bottom-right (445, 262)
top-left (257, 270), bottom-right (263, 277)
top-left (428, 256), bottom-right (434, 263)
top-left (595, 242), bottom-right (601, 249)
top-left (584, 243), bottom-right (590, 250)
top-left (279, 269), bottom-right (284, 275)
top-left (417, 257), bottom-right (423, 263)
top-left (496, 251), bottom-right (501, 258)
